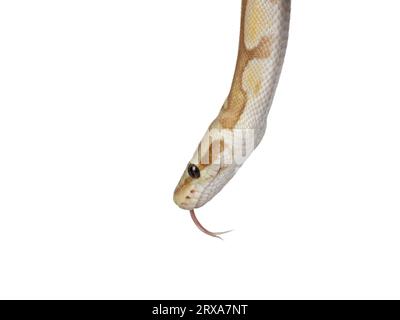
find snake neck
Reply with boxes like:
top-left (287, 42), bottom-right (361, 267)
top-left (214, 0), bottom-right (291, 147)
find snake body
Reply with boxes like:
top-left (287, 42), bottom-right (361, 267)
top-left (174, 0), bottom-right (291, 238)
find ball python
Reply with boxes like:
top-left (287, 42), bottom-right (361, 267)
top-left (173, 0), bottom-right (291, 238)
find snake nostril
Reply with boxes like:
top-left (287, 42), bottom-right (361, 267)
top-left (190, 190), bottom-right (195, 194)
top-left (186, 196), bottom-right (191, 200)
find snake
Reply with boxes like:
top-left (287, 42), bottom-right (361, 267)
top-left (173, 0), bottom-right (291, 239)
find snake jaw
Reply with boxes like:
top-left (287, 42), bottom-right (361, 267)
top-left (190, 210), bottom-right (232, 240)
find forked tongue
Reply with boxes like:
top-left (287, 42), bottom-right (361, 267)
top-left (190, 210), bottom-right (232, 240)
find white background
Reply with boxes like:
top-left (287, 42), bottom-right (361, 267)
top-left (0, 0), bottom-right (399, 299)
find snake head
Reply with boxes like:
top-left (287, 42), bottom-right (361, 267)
top-left (173, 162), bottom-right (223, 210)
top-left (173, 128), bottom-right (253, 210)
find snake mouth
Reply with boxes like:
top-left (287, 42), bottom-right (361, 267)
top-left (189, 209), bottom-right (232, 240)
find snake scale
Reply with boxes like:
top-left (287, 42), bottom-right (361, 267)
top-left (174, 0), bottom-right (291, 238)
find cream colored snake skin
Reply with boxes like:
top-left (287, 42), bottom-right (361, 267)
top-left (174, 0), bottom-right (291, 238)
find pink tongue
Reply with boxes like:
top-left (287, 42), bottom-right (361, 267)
top-left (190, 210), bottom-right (232, 240)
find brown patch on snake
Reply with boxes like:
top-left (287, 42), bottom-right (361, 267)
top-left (217, 0), bottom-right (272, 129)
top-left (197, 140), bottom-right (225, 169)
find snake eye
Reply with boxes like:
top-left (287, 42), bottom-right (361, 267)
top-left (188, 164), bottom-right (201, 179)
